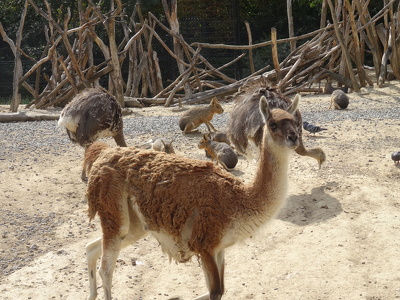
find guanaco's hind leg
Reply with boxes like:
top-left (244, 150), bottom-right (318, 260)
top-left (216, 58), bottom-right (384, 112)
top-left (99, 237), bottom-right (123, 300)
top-left (86, 237), bottom-right (102, 300)
top-left (86, 195), bottom-right (147, 300)
top-left (197, 249), bottom-right (225, 300)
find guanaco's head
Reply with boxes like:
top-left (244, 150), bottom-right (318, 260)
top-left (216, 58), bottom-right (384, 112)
top-left (259, 95), bottom-right (300, 149)
top-left (210, 97), bottom-right (224, 114)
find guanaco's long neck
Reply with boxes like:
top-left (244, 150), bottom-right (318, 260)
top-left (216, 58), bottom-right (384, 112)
top-left (247, 134), bottom-right (290, 218)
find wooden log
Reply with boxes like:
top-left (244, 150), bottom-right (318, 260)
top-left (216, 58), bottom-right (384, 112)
top-left (0, 111), bottom-right (60, 122)
top-left (125, 97), bottom-right (171, 106)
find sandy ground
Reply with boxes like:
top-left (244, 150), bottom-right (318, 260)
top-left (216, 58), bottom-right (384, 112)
top-left (0, 81), bottom-right (400, 300)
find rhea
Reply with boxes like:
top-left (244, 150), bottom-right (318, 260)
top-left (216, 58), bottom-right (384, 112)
top-left (228, 77), bottom-right (326, 168)
top-left (58, 88), bottom-right (127, 148)
top-left (84, 95), bottom-right (300, 300)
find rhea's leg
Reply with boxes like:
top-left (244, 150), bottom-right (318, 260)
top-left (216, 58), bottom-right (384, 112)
top-left (205, 122), bottom-right (218, 132)
top-left (86, 237), bottom-right (102, 300)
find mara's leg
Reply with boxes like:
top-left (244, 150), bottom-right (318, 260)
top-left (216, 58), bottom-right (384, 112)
top-left (86, 237), bottom-right (102, 300)
top-left (205, 122), bottom-right (217, 132)
top-left (198, 250), bottom-right (224, 300)
top-left (216, 158), bottom-right (228, 171)
top-left (184, 122), bottom-right (196, 134)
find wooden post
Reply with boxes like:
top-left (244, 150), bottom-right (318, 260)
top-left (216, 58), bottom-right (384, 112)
top-left (271, 28), bottom-right (281, 82)
top-left (161, 0), bottom-right (193, 99)
top-left (320, 0), bottom-right (328, 28)
top-left (354, 0), bottom-right (383, 81)
top-left (287, 0), bottom-right (296, 51)
top-left (388, 1), bottom-right (400, 79)
top-left (2, 0), bottom-right (29, 112)
top-left (326, 0), bottom-right (360, 92)
top-left (344, 0), bottom-right (366, 86)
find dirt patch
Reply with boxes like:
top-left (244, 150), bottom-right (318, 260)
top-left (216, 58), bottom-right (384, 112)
top-left (1, 82), bottom-right (400, 300)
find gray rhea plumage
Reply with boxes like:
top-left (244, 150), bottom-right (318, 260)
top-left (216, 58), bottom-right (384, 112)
top-left (58, 88), bottom-right (126, 147)
top-left (330, 90), bottom-right (349, 110)
top-left (303, 121), bottom-right (327, 134)
top-left (391, 151), bottom-right (400, 164)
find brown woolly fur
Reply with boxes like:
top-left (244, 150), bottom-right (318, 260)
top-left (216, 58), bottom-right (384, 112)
top-left (228, 76), bottom-right (326, 168)
top-left (87, 161), bottom-right (126, 239)
top-left (81, 142), bottom-right (109, 182)
top-left (178, 97), bottom-right (224, 133)
top-left (85, 97), bottom-right (300, 300)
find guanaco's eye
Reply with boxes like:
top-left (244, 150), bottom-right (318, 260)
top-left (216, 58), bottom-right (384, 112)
top-left (269, 122), bottom-right (277, 130)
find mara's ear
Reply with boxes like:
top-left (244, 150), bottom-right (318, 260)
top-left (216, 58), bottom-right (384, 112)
top-left (287, 94), bottom-right (300, 114)
top-left (161, 139), bottom-right (166, 146)
top-left (259, 96), bottom-right (270, 121)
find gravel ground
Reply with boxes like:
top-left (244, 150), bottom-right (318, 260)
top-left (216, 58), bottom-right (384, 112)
top-left (0, 85), bottom-right (400, 299)
top-left (1, 92), bottom-right (399, 156)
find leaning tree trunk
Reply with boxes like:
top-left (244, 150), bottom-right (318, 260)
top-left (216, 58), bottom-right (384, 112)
top-left (89, 0), bottom-right (125, 107)
top-left (0, 0), bottom-right (29, 112)
top-left (161, 0), bottom-right (193, 104)
top-left (287, 0), bottom-right (296, 51)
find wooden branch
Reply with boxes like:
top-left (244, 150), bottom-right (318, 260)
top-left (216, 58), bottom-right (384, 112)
top-left (191, 24), bottom-right (334, 50)
top-left (148, 13), bottom-right (237, 83)
top-left (327, 0), bottom-right (360, 92)
top-left (271, 28), bottom-right (281, 81)
top-left (244, 21), bottom-right (255, 74)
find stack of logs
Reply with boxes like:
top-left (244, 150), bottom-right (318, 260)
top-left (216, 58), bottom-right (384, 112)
top-left (2, 0), bottom-right (399, 111)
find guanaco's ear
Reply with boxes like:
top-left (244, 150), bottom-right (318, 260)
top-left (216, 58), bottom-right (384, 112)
top-left (287, 94), bottom-right (300, 114)
top-left (259, 96), bottom-right (270, 122)
top-left (161, 139), bottom-right (166, 146)
top-left (211, 97), bottom-right (219, 105)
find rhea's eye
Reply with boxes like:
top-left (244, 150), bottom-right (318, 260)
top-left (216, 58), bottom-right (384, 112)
top-left (269, 122), bottom-right (277, 130)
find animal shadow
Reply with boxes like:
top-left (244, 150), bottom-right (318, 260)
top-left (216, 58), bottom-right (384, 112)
top-left (278, 182), bottom-right (342, 225)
